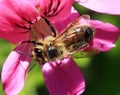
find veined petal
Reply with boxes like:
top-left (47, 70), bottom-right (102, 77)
top-left (0, 0), bottom-right (40, 43)
top-left (88, 20), bottom-right (120, 52)
top-left (42, 58), bottom-right (85, 95)
top-left (39, 0), bottom-right (74, 22)
top-left (76, 0), bottom-right (120, 15)
top-left (88, 38), bottom-right (116, 52)
top-left (1, 43), bottom-right (32, 95)
top-left (0, 31), bottom-right (30, 44)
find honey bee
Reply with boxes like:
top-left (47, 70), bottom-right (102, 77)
top-left (25, 15), bottom-right (95, 64)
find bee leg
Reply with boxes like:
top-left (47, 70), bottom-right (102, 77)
top-left (56, 58), bottom-right (66, 65)
top-left (42, 17), bottom-right (57, 37)
top-left (15, 49), bottom-right (36, 72)
top-left (56, 60), bottom-right (62, 65)
top-left (15, 50), bottom-right (33, 57)
top-left (28, 62), bottom-right (37, 72)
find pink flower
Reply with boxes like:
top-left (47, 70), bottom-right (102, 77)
top-left (1, 43), bottom-right (32, 95)
top-left (0, 0), bottom-right (119, 95)
top-left (75, 0), bottom-right (120, 15)
top-left (0, 0), bottom-right (84, 95)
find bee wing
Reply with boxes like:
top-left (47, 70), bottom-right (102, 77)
top-left (71, 50), bottom-right (100, 58)
top-left (53, 15), bottom-right (91, 43)
top-left (66, 15), bottom-right (90, 28)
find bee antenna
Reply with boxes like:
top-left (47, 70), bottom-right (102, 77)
top-left (21, 40), bottom-right (43, 46)
top-left (42, 16), bottom-right (57, 37)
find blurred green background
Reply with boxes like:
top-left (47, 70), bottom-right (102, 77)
top-left (0, 3), bottom-right (120, 95)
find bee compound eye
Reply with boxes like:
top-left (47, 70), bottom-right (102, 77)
top-left (84, 27), bottom-right (94, 42)
top-left (34, 48), bottom-right (43, 58)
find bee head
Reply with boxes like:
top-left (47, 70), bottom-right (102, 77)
top-left (46, 45), bottom-right (63, 61)
top-left (33, 48), bottom-right (46, 64)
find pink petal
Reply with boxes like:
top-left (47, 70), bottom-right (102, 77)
top-left (42, 58), bottom-right (85, 95)
top-left (0, 31), bottom-right (30, 44)
top-left (39, 0), bottom-right (74, 22)
top-left (87, 20), bottom-right (120, 51)
top-left (76, 0), bottom-right (120, 15)
top-left (28, 0), bottom-right (40, 6)
top-left (1, 43), bottom-right (32, 95)
top-left (0, 0), bottom-right (40, 43)
top-left (53, 7), bottom-right (80, 33)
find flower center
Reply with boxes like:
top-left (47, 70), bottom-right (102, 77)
top-left (29, 17), bottom-right (55, 40)
top-left (42, 0), bottom-right (62, 17)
